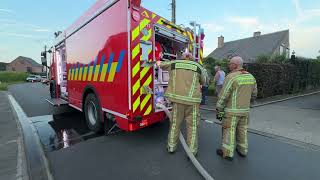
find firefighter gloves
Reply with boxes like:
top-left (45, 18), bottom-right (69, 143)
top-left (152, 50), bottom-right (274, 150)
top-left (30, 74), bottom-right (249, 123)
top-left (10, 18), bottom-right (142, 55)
top-left (216, 110), bottom-right (225, 121)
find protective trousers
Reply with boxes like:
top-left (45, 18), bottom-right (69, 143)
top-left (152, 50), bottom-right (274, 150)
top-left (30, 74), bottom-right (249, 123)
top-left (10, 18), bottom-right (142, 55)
top-left (167, 103), bottom-right (200, 154)
top-left (222, 115), bottom-right (249, 157)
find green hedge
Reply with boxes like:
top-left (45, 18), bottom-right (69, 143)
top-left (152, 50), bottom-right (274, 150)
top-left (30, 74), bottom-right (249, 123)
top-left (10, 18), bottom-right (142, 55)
top-left (244, 58), bottom-right (320, 98)
top-left (291, 59), bottom-right (320, 89)
top-left (0, 72), bottom-right (29, 83)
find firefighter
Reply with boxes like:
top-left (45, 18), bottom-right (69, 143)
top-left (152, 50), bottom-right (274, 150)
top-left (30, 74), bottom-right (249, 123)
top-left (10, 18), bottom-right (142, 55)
top-left (216, 56), bottom-right (257, 161)
top-left (156, 52), bottom-right (208, 156)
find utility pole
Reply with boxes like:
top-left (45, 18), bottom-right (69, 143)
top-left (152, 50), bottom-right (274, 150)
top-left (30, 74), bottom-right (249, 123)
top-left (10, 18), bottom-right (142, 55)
top-left (44, 45), bottom-right (48, 78)
top-left (171, 0), bottom-right (176, 23)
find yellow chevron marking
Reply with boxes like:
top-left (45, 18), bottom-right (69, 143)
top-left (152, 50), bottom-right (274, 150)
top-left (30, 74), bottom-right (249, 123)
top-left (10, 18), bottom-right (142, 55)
top-left (133, 97), bottom-right (140, 112)
top-left (79, 67), bottom-right (84, 81)
top-left (83, 67), bottom-right (88, 81)
top-left (132, 80), bottom-right (140, 95)
top-left (87, 66), bottom-right (93, 81)
top-left (141, 29), bottom-right (152, 41)
top-left (144, 75), bottom-right (152, 86)
top-left (183, 32), bottom-right (187, 36)
top-left (99, 64), bottom-right (108, 82)
top-left (141, 10), bottom-right (150, 18)
top-left (140, 75), bottom-right (152, 94)
top-left (74, 67), bottom-right (79, 81)
top-left (132, 61), bottom-right (140, 78)
top-left (71, 68), bottom-right (74, 80)
top-left (144, 104), bottom-right (152, 116)
top-left (140, 94), bottom-right (151, 110)
top-left (107, 62), bottom-right (118, 82)
top-left (93, 65), bottom-right (100, 82)
top-left (132, 44), bottom-right (140, 60)
top-left (189, 44), bottom-right (193, 53)
top-left (157, 18), bottom-right (164, 25)
top-left (68, 69), bottom-right (71, 80)
top-left (140, 18), bottom-right (150, 30)
top-left (188, 31), bottom-right (194, 42)
top-left (140, 67), bottom-right (150, 79)
top-left (132, 25), bottom-right (140, 41)
top-left (166, 21), bottom-right (175, 29)
top-left (152, 13), bottom-right (156, 19)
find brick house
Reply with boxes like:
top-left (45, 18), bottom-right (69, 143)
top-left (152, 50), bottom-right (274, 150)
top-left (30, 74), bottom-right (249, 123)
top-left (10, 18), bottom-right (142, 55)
top-left (0, 62), bottom-right (7, 71)
top-left (6, 56), bottom-right (43, 73)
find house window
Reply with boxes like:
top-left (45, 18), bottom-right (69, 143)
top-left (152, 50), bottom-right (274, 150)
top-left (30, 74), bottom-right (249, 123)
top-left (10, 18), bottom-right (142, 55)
top-left (280, 43), bottom-right (289, 57)
top-left (27, 67), bottom-right (32, 73)
top-left (280, 45), bottom-right (285, 55)
top-left (12, 67), bottom-right (16, 71)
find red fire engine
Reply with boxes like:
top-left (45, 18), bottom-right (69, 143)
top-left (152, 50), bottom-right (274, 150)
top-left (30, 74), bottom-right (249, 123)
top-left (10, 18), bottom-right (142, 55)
top-left (45, 0), bottom-right (205, 133)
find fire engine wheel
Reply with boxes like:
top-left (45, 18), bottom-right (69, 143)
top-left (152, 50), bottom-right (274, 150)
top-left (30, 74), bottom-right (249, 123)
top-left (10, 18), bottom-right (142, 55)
top-left (84, 93), bottom-right (103, 133)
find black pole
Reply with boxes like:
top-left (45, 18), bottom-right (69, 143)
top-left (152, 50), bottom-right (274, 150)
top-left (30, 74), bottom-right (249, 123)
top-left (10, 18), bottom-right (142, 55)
top-left (45, 45), bottom-right (47, 78)
top-left (172, 0), bottom-right (176, 23)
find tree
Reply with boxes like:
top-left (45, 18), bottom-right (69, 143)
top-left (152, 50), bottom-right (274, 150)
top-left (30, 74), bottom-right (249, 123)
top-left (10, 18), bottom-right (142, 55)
top-left (256, 54), bottom-right (271, 63)
top-left (203, 57), bottom-right (216, 78)
top-left (271, 54), bottom-right (288, 64)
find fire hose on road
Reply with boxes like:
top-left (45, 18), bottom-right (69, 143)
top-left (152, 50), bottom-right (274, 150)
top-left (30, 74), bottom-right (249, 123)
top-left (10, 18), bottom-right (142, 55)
top-left (156, 103), bottom-right (215, 180)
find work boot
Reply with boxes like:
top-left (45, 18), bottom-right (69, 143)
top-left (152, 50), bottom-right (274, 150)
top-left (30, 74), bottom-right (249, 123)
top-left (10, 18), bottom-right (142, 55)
top-left (167, 146), bottom-right (176, 154)
top-left (236, 148), bottom-right (247, 158)
top-left (216, 149), bottom-right (233, 161)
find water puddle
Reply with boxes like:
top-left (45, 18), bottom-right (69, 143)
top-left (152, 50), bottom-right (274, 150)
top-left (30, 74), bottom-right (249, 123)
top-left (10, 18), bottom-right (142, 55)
top-left (30, 112), bottom-right (101, 152)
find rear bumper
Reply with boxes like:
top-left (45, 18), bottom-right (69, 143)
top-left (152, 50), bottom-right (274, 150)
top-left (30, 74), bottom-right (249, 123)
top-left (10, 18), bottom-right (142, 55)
top-left (116, 111), bottom-right (167, 131)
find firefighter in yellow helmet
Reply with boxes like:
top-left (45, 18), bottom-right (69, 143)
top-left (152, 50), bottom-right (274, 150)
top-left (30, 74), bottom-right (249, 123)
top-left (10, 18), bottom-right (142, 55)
top-left (156, 52), bottom-right (208, 155)
top-left (216, 56), bottom-right (257, 161)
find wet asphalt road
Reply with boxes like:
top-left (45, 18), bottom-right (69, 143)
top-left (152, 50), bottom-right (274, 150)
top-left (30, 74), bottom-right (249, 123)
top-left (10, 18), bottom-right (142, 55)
top-left (9, 83), bottom-right (320, 180)
top-left (8, 83), bottom-right (72, 117)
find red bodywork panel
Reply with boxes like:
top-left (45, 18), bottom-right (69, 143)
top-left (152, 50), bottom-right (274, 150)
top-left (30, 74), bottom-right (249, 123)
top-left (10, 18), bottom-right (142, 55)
top-left (50, 0), bottom-right (203, 131)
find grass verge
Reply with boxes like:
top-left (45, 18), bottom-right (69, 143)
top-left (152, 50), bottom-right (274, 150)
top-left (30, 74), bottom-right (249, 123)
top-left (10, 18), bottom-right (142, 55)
top-left (0, 72), bottom-right (29, 91)
top-left (0, 82), bottom-right (8, 91)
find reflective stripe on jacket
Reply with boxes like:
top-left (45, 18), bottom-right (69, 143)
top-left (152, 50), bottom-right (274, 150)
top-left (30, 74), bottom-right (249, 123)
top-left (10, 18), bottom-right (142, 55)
top-left (216, 68), bottom-right (257, 116)
top-left (160, 60), bottom-right (208, 105)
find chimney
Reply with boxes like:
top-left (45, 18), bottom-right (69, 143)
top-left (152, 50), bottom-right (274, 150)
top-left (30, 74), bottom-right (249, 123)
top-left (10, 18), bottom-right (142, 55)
top-left (253, 31), bottom-right (261, 37)
top-left (218, 35), bottom-right (224, 48)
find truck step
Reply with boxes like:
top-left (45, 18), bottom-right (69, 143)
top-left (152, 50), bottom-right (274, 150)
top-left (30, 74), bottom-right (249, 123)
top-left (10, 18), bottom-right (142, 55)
top-left (46, 98), bottom-right (69, 107)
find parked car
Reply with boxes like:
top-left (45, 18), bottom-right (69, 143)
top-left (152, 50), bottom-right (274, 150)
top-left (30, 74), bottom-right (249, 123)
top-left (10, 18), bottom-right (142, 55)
top-left (41, 77), bottom-right (50, 85)
top-left (26, 75), bottom-right (41, 82)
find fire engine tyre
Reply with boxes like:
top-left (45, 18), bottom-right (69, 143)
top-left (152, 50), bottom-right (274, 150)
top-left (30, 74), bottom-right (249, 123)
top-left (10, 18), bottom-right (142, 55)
top-left (50, 80), bottom-right (57, 98)
top-left (84, 93), bottom-right (103, 133)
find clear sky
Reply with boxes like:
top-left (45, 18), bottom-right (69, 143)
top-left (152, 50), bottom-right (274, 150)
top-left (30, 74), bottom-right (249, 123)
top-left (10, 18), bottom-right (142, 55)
top-left (0, 0), bottom-right (319, 63)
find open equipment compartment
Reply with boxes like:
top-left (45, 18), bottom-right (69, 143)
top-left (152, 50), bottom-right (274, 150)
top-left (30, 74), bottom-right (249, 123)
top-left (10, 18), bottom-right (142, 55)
top-left (153, 25), bottom-right (190, 112)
